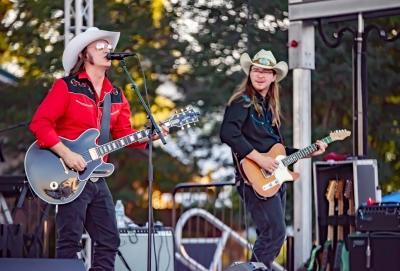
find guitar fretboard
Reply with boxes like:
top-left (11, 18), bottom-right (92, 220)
top-left (337, 198), bottom-right (344, 241)
top-left (82, 121), bottom-right (170, 162)
top-left (327, 198), bottom-right (335, 248)
top-left (281, 136), bottom-right (332, 167)
top-left (349, 199), bottom-right (355, 234)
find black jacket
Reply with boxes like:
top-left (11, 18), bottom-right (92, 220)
top-left (220, 92), bottom-right (298, 164)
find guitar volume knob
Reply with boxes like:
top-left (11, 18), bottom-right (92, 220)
top-left (50, 182), bottom-right (59, 190)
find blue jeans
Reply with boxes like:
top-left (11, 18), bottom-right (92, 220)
top-left (236, 176), bottom-right (287, 269)
top-left (56, 178), bottom-right (120, 271)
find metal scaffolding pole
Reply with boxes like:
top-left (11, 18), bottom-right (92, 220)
top-left (288, 20), bottom-right (315, 268)
top-left (64, 0), bottom-right (94, 47)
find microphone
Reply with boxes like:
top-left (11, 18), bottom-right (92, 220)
top-left (106, 52), bottom-right (137, 60)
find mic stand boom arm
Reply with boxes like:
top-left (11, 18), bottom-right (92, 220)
top-left (118, 59), bottom-right (166, 145)
top-left (117, 59), bottom-right (166, 271)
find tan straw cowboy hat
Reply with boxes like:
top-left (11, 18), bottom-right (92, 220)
top-left (62, 27), bottom-right (120, 75)
top-left (240, 49), bottom-right (288, 82)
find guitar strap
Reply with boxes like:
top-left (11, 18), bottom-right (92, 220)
top-left (232, 151), bottom-right (251, 186)
top-left (275, 123), bottom-right (285, 145)
top-left (100, 93), bottom-right (111, 145)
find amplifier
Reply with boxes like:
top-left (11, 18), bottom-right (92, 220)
top-left (349, 232), bottom-right (400, 271)
top-left (356, 203), bottom-right (400, 232)
top-left (115, 227), bottom-right (175, 271)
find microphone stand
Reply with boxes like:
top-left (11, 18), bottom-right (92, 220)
top-left (0, 121), bottom-right (31, 162)
top-left (117, 58), bottom-right (166, 271)
top-left (0, 121), bottom-right (31, 134)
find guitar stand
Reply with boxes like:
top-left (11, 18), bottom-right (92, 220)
top-left (11, 183), bottom-right (28, 219)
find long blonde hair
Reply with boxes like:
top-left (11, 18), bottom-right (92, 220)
top-left (228, 72), bottom-right (282, 126)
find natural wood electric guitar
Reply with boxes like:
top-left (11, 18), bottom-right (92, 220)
top-left (240, 130), bottom-right (351, 198)
top-left (333, 179), bottom-right (348, 271)
top-left (320, 180), bottom-right (338, 271)
top-left (345, 179), bottom-right (355, 234)
top-left (334, 179), bottom-right (355, 271)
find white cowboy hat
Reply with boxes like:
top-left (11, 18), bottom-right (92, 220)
top-left (62, 27), bottom-right (120, 74)
top-left (240, 49), bottom-right (288, 82)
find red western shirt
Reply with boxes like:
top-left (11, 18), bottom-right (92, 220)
top-left (29, 71), bottom-right (146, 160)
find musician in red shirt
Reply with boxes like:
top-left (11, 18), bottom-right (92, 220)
top-left (29, 27), bottom-right (169, 271)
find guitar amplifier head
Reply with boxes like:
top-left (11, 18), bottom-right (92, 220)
top-left (115, 226), bottom-right (175, 271)
top-left (356, 203), bottom-right (400, 232)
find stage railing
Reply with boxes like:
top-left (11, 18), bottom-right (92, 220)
top-left (172, 181), bottom-right (292, 271)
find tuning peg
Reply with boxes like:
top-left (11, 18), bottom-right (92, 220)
top-left (175, 110), bottom-right (178, 114)
top-left (181, 109), bottom-right (184, 113)
top-left (194, 123), bottom-right (196, 126)
top-left (186, 106), bottom-right (190, 110)
top-left (187, 124), bottom-right (191, 128)
top-left (181, 126), bottom-right (184, 130)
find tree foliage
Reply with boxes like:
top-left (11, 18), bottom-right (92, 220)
top-left (0, 0), bottom-right (195, 223)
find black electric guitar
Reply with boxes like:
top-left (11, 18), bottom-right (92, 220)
top-left (24, 108), bottom-right (200, 205)
top-left (320, 180), bottom-right (337, 271)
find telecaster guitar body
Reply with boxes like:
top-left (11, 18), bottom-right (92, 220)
top-left (241, 144), bottom-right (299, 198)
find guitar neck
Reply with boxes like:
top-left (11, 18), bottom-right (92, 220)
top-left (337, 200), bottom-right (344, 241)
top-left (348, 199), bottom-right (355, 234)
top-left (95, 121), bottom-right (170, 158)
top-left (282, 136), bottom-right (333, 167)
top-left (327, 199), bottom-right (335, 246)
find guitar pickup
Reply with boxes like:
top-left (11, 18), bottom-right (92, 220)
top-left (93, 170), bottom-right (110, 174)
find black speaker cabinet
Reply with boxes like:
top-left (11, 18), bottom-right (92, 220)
top-left (313, 160), bottom-right (380, 245)
top-left (224, 262), bottom-right (267, 271)
top-left (115, 227), bottom-right (175, 271)
top-left (349, 232), bottom-right (400, 271)
top-left (0, 258), bottom-right (86, 271)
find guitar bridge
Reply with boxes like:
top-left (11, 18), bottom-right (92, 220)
top-left (262, 180), bottom-right (279, 190)
top-left (88, 148), bottom-right (99, 160)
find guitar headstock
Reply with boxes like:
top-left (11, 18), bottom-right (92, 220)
top-left (326, 180), bottom-right (337, 204)
top-left (329, 129), bottom-right (351, 141)
top-left (167, 107), bottom-right (200, 130)
top-left (335, 179), bottom-right (345, 200)
top-left (344, 179), bottom-right (354, 200)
